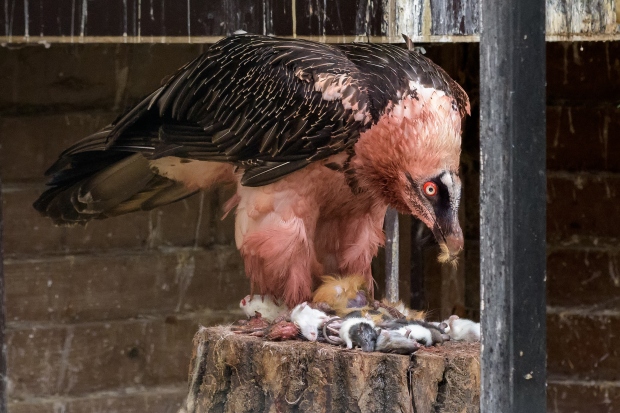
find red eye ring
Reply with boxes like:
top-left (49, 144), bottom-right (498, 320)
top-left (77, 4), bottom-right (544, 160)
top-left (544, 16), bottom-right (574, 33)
top-left (423, 182), bottom-right (438, 197)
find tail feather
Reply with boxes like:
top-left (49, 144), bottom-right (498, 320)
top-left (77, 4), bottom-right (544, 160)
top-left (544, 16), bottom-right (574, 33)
top-left (34, 152), bottom-right (196, 225)
top-left (76, 153), bottom-right (155, 213)
top-left (106, 176), bottom-right (196, 216)
top-left (46, 151), bottom-right (130, 187)
top-left (34, 86), bottom-right (203, 225)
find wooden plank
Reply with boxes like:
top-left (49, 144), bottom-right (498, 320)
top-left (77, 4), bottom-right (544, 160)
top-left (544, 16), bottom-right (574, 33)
top-left (547, 172), bottom-right (620, 245)
top-left (9, 384), bottom-right (186, 413)
top-left (388, 0), bottom-right (425, 39)
top-left (430, 0), bottom-right (479, 35)
top-left (548, 379), bottom-right (620, 413)
top-left (421, 245), bottom-right (466, 320)
top-left (2, 186), bottom-right (236, 255)
top-left (0, 44), bottom-right (206, 113)
top-left (547, 42), bottom-right (620, 104)
top-left (295, 0), bottom-right (386, 37)
top-left (6, 312), bottom-right (240, 399)
top-left (547, 106), bottom-right (620, 172)
top-left (4, 247), bottom-right (247, 323)
top-left (546, 0), bottom-right (617, 36)
top-left (0, 0), bottom-right (617, 43)
top-left (547, 249), bottom-right (620, 308)
top-left (0, 178), bottom-right (7, 413)
top-left (0, 113), bottom-right (116, 182)
top-left (479, 0), bottom-right (547, 412)
top-left (547, 310), bottom-right (620, 381)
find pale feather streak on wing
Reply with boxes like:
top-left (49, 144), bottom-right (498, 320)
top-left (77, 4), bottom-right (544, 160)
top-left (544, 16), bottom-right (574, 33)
top-left (100, 35), bottom-right (371, 187)
top-left (49, 35), bottom-right (468, 191)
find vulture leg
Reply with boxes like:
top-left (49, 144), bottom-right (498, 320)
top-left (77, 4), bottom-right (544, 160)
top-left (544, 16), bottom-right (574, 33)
top-left (314, 202), bottom-right (388, 294)
top-left (235, 184), bottom-right (323, 308)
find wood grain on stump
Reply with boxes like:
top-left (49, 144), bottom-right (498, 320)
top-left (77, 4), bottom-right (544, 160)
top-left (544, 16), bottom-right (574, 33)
top-left (180, 326), bottom-right (480, 413)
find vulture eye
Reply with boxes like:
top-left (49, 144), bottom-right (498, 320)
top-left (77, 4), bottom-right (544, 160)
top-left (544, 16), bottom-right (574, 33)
top-left (423, 182), bottom-right (438, 197)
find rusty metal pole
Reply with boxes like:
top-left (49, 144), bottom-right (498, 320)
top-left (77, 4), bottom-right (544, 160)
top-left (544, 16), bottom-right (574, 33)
top-left (384, 207), bottom-right (399, 302)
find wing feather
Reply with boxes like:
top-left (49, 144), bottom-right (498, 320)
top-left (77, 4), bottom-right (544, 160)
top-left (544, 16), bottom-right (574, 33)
top-left (47, 35), bottom-right (469, 189)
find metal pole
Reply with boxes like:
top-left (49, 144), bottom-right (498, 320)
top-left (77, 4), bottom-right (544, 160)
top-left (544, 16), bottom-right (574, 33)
top-left (409, 219), bottom-right (426, 309)
top-left (384, 207), bottom-right (399, 302)
top-left (0, 179), bottom-right (7, 413)
top-left (480, 0), bottom-right (547, 411)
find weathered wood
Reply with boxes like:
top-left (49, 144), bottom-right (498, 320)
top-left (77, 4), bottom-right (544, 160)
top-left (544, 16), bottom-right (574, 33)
top-left (6, 313), bottom-right (242, 399)
top-left (479, 0), bottom-right (547, 412)
top-left (430, 0), bottom-right (479, 35)
top-left (547, 310), bottom-right (620, 381)
top-left (4, 248), bottom-right (246, 323)
top-left (547, 379), bottom-right (620, 413)
top-left (8, 384), bottom-right (186, 413)
top-left (180, 327), bottom-right (480, 413)
top-left (546, 0), bottom-right (617, 36)
top-left (0, 0), bottom-right (618, 44)
top-left (0, 178), bottom-right (6, 413)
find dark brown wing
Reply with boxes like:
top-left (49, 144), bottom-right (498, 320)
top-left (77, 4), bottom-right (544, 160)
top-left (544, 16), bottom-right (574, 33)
top-left (336, 43), bottom-right (470, 118)
top-left (35, 35), bottom-right (469, 225)
top-left (49, 34), bottom-right (373, 187)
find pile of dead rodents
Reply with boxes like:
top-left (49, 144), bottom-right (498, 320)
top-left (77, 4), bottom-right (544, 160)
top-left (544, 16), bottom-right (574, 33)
top-left (233, 275), bottom-right (480, 354)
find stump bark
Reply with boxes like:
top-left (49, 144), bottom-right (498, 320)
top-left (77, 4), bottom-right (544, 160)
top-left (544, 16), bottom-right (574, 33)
top-left (180, 326), bottom-right (480, 413)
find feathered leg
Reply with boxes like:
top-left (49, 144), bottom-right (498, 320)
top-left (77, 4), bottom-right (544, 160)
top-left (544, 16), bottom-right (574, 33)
top-left (314, 204), bottom-right (387, 292)
top-left (234, 185), bottom-right (323, 308)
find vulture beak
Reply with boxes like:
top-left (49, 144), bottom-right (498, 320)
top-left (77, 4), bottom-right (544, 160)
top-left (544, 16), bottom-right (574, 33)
top-left (404, 170), bottom-right (463, 264)
top-left (432, 216), bottom-right (464, 264)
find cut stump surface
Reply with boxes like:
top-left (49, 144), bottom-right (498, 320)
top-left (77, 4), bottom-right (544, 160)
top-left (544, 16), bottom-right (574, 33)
top-left (180, 326), bottom-right (480, 413)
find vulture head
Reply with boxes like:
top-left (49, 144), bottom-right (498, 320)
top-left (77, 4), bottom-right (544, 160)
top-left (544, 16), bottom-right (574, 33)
top-left (351, 84), bottom-right (466, 264)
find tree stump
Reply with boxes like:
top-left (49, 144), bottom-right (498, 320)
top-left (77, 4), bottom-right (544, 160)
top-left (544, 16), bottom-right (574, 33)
top-left (179, 326), bottom-right (480, 413)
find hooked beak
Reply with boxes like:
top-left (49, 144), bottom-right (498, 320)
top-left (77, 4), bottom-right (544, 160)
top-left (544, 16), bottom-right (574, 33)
top-left (433, 221), bottom-right (464, 264)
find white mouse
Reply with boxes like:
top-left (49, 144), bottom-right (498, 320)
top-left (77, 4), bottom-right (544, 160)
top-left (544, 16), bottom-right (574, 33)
top-left (444, 315), bottom-right (480, 341)
top-left (395, 324), bottom-right (434, 346)
top-left (239, 294), bottom-right (288, 322)
top-left (290, 302), bottom-right (330, 341)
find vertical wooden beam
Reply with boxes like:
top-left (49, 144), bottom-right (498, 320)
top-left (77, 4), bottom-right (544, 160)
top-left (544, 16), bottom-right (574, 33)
top-left (384, 207), bottom-right (399, 302)
top-left (0, 179), bottom-right (6, 413)
top-left (479, 0), bottom-right (547, 411)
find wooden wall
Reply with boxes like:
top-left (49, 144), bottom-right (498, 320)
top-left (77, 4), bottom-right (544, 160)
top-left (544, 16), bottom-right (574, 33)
top-left (0, 40), bottom-right (619, 412)
top-left (0, 43), bottom-right (248, 412)
top-left (545, 42), bottom-right (620, 413)
top-left (0, 0), bottom-right (618, 43)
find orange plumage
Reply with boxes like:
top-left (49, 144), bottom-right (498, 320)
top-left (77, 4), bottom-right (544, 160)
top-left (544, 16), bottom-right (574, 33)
top-left (312, 274), bottom-right (370, 310)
